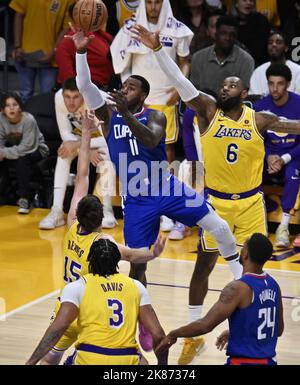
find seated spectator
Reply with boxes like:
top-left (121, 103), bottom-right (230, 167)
top-left (190, 15), bottom-right (254, 95)
top-left (281, 0), bottom-right (300, 53)
top-left (9, 0), bottom-right (74, 103)
top-left (55, 3), bottom-right (114, 90)
top-left (253, 64), bottom-right (300, 248)
top-left (171, 0), bottom-right (210, 55)
top-left (0, 93), bottom-right (49, 213)
top-left (39, 78), bottom-right (116, 230)
top-left (233, 0), bottom-right (270, 66)
top-left (249, 30), bottom-right (300, 96)
top-left (194, 8), bottom-right (225, 51)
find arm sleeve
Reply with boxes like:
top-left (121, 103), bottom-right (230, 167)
top-left (60, 278), bottom-right (86, 307)
top-left (182, 109), bottom-right (198, 161)
top-left (154, 48), bottom-right (199, 102)
top-left (76, 52), bottom-right (105, 110)
top-left (133, 279), bottom-right (151, 306)
top-left (55, 91), bottom-right (79, 142)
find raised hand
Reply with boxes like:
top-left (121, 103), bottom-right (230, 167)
top-left (64, 23), bottom-right (94, 52)
top-left (131, 24), bottom-right (160, 50)
top-left (107, 89), bottom-right (129, 115)
top-left (81, 110), bottom-right (99, 135)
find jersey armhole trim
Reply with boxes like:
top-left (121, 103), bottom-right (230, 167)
top-left (200, 109), bottom-right (219, 137)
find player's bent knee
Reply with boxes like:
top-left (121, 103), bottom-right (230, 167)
top-left (198, 210), bottom-right (236, 258)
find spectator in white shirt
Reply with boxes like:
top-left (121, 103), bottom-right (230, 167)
top-left (249, 30), bottom-right (300, 96)
top-left (39, 78), bottom-right (116, 230)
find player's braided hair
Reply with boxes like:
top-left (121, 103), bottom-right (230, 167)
top-left (87, 238), bottom-right (121, 277)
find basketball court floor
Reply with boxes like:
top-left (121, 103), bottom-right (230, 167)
top-left (0, 205), bottom-right (299, 365)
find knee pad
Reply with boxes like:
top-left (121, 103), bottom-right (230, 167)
top-left (198, 210), bottom-right (237, 258)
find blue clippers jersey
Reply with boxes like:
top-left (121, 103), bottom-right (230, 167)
top-left (106, 107), bottom-right (167, 195)
top-left (227, 273), bottom-right (280, 359)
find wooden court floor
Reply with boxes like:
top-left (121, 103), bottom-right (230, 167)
top-left (0, 205), bottom-right (300, 365)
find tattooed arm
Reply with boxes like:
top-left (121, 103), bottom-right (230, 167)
top-left (26, 302), bottom-right (78, 365)
top-left (256, 111), bottom-right (300, 135)
top-left (155, 281), bottom-right (248, 354)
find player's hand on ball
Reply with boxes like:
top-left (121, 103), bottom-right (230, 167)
top-left (65, 23), bottom-right (94, 52)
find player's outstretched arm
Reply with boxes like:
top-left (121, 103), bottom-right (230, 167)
top-left (139, 304), bottom-right (168, 365)
top-left (131, 24), bottom-right (216, 128)
top-left (26, 302), bottom-right (78, 365)
top-left (108, 89), bottom-right (166, 148)
top-left (256, 111), bottom-right (300, 135)
top-left (66, 24), bottom-right (111, 136)
top-left (155, 281), bottom-right (243, 355)
top-left (118, 234), bottom-right (167, 263)
top-left (67, 111), bottom-right (104, 228)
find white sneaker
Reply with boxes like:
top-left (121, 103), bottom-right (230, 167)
top-left (169, 222), bottom-right (191, 240)
top-left (39, 206), bottom-right (65, 229)
top-left (102, 211), bottom-right (117, 229)
top-left (160, 216), bottom-right (174, 232)
top-left (275, 225), bottom-right (290, 248)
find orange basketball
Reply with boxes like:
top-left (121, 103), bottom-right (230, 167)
top-left (72, 0), bottom-right (108, 32)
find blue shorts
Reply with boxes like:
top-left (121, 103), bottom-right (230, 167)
top-left (123, 174), bottom-right (209, 248)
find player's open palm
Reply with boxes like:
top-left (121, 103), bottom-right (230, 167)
top-left (131, 24), bottom-right (160, 50)
top-left (65, 23), bottom-right (94, 51)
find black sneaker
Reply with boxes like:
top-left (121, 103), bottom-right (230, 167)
top-left (17, 198), bottom-right (30, 214)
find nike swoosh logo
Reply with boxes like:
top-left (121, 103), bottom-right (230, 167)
top-left (166, 175), bottom-right (172, 181)
top-left (291, 176), bottom-right (300, 180)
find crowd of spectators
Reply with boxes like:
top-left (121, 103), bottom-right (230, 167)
top-left (1, 0), bottom-right (300, 245)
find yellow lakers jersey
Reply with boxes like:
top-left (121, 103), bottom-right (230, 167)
top-left (116, 0), bottom-right (138, 27)
top-left (62, 220), bottom-right (102, 287)
top-left (201, 106), bottom-right (264, 193)
top-left (76, 273), bottom-right (140, 349)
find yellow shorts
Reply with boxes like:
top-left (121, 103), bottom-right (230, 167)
top-left (70, 351), bottom-right (140, 365)
top-left (201, 192), bottom-right (267, 251)
top-left (149, 104), bottom-right (179, 144)
top-left (51, 298), bottom-right (78, 352)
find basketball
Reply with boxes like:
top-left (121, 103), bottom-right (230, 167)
top-left (72, 0), bottom-right (108, 32)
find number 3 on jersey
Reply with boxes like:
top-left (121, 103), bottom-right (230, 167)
top-left (108, 299), bottom-right (124, 328)
top-left (226, 143), bottom-right (239, 164)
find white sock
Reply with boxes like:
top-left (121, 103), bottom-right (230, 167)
top-left (188, 305), bottom-right (203, 323)
top-left (53, 156), bottom-right (73, 210)
top-left (226, 257), bottom-right (243, 280)
top-left (103, 195), bottom-right (114, 216)
top-left (280, 213), bottom-right (290, 228)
